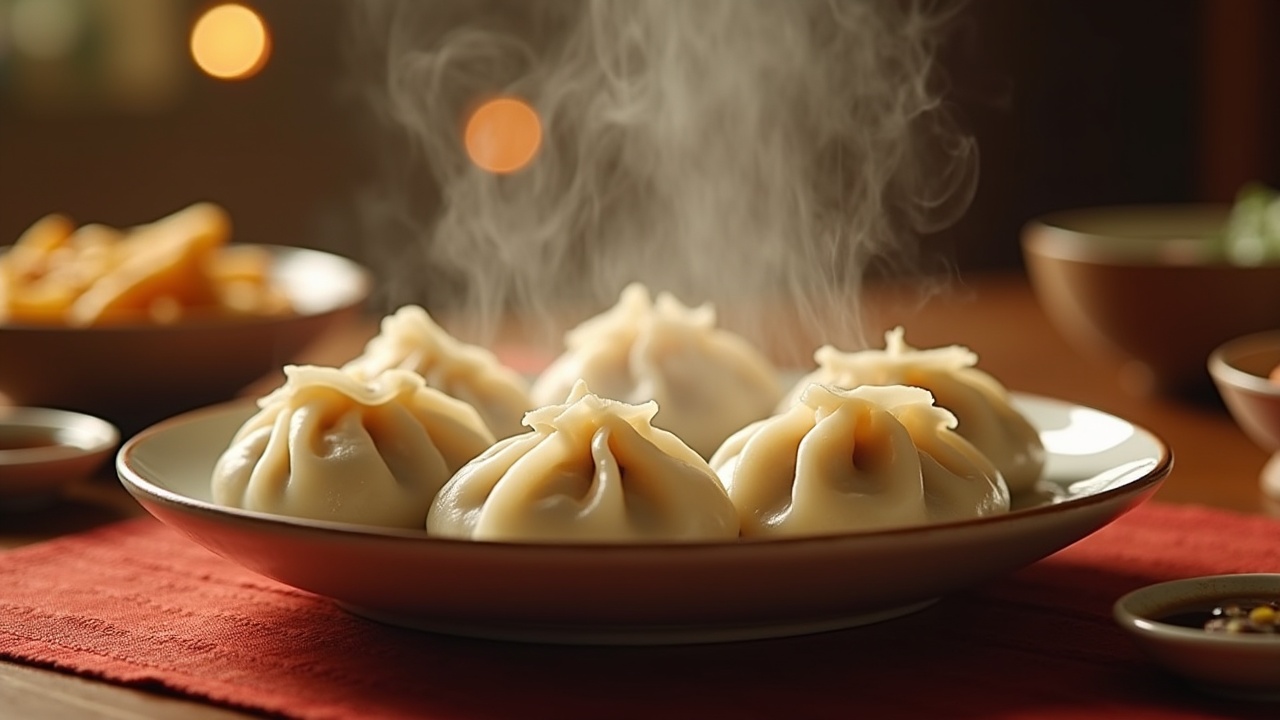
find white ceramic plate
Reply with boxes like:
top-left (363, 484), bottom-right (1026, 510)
top-left (117, 394), bottom-right (1170, 645)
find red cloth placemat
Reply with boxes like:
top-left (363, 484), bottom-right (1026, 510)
top-left (1, 502), bottom-right (1278, 720)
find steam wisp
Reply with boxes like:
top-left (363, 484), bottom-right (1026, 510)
top-left (352, 0), bottom-right (977, 356)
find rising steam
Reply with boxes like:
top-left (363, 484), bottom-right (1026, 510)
top-left (350, 0), bottom-right (977, 356)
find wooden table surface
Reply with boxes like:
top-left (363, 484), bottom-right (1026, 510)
top-left (1, 272), bottom-right (1275, 719)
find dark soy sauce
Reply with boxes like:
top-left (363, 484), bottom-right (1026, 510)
top-left (1154, 597), bottom-right (1280, 633)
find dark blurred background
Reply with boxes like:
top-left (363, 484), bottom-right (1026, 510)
top-left (1, 0), bottom-right (1277, 276)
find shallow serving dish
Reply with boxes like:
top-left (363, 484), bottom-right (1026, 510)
top-left (1, 406), bottom-right (119, 511)
top-left (1114, 574), bottom-right (1280, 701)
top-left (118, 393), bottom-right (1170, 645)
top-left (0, 244), bottom-right (371, 432)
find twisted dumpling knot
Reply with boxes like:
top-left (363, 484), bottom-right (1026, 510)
top-left (784, 327), bottom-right (1046, 494)
top-left (532, 283), bottom-right (781, 458)
top-left (212, 364), bottom-right (495, 529)
top-left (343, 305), bottom-right (534, 438)
top-left (429, 380), bottom-right (740, 543)
top-left (712, 382), bottom-right (1010, 538)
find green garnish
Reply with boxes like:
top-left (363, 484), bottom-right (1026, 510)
top-left (1217, 182), bottom-right (1280, 265)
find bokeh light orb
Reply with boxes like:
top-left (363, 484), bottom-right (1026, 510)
top-left (190, 3), bottom-right (271, 81)
top-left (464, 97), bottom-right (543, 174)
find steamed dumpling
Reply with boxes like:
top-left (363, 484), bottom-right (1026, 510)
top-left (428, 380), bottom-right (740, 543)
top-left (782, 327), bottom-right (1046, 494)
top-left (212, 364), bottom-right (495, 528)
top-left (711, 383), bottom-right (1009, 538)
top-left (530, 283), bottom-right (782, 458)
top-left (343, 305), bottom-right (533, 438)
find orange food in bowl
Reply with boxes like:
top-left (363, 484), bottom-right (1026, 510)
top-left (0, 203), bottom-right (291, 327)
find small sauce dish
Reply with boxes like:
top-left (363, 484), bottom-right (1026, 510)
top-left (1114, 573), bottom-right (1280, 701)
top-left (0, 407), bottom-right (119, 511)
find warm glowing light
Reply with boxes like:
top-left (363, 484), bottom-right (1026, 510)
top-left (464, 97), bottom-right (543, 174)
top-left (190, 4), bottom-right (270, 81)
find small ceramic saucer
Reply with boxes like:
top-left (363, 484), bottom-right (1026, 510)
top-left (1114, 573), bottom-right (1280, 701)
top-left (0, 407), bottom-right (119, 511)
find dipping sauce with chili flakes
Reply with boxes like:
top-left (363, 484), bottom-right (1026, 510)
top-left (1156, 598), bottom-right (1280, 634)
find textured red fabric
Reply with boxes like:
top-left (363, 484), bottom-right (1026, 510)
top-left (0, 502), bottom-right (1277, 720)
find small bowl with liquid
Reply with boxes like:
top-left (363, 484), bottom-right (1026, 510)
top-left (0, 407), bottom-right (119, 511)
top-left (1114, 573), bottom-right (1280, 701)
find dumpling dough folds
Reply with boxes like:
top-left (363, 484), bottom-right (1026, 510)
top-left (212, 365), bottom-right (495, 529)
top-left (428, 380), bottom-right (740, 543)
top-left (782, 327), bottom-right (1046, 494)
top-left (344, 305), bottom-right (533, 438)
top-left (531, 283), bottom-right (781, 458)
top-left (712, 383), bottom-right (1009, 538)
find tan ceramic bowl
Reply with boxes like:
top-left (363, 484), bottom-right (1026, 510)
top-left (0, 245), bottom-right (371, 432)
top-left (1022, 204), bottom-right (1280, 398)
top-left (1208, 330), bottom-right (1280, 499)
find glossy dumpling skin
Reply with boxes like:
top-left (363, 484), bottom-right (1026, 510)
top-left (530, 283), bottom-right (782, 458)
top-left (711, 383), bottom-right (1010, 538)
top-left (782, 327), bottom-right (1046, 495)
top-left (212, 365), bottom-right (495, 529)
top-left (428, 380), bottom-right (741, 543)
top-left (343, 305), bottom-right (533, 438)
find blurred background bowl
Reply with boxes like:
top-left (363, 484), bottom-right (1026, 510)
top-left (0, 245), bottom-right (371, 433)
top-left (1208, 330), bottom-right (1280, 500)
top-left (1021, 204), bottom-right (1280, 399)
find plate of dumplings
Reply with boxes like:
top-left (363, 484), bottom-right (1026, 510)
top-left (117, 283), bottom-right (1171, 645)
